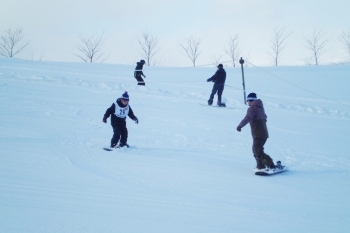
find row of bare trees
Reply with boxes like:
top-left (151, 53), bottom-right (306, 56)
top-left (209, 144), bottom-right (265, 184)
top-left (74, 28), bottom-right (350, 66)
top-left (1, 27), bottom-right (350, 66)
top-left (179, 28), bottom-right (350, 66)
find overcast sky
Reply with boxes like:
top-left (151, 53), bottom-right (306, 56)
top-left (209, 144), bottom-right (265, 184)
top-left (1, 0), bottom-right (350, 66)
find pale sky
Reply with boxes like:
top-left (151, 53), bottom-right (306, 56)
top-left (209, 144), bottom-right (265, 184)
top-left (1, 0), bottom-right (350, 66)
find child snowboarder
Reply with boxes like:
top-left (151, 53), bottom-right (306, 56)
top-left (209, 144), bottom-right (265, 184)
top-left (236, 92), bottom-right (277, 171)
top-left (102, 91), bottom-right (138, 148)
top-left (134, 59), bottom-right (146, 86)
top-left (207, 63), bottom-right (226, 107)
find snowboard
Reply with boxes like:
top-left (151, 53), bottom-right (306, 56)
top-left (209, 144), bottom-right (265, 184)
top-left (255, 167), bottom-right (288, 176)
top-left (103, 144), bottom-right (130, 151)
top-left (199, 103), bottom-right (235, 109)
top-left (254, 161), bottom-right (288, 176)
top-left (103, 147), bottom-right (115, 151)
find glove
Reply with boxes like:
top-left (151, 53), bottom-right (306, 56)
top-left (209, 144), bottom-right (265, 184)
top-left (236, 126), bottom-right (242, 132)
top-left (102, 118), bottom-right (107, 123)
top-left (134, 118), bottom-right (139, 124)
top-left (207, 78), bottom-right (211, 82)
top-left (143, 75), bottom-right (146, 78)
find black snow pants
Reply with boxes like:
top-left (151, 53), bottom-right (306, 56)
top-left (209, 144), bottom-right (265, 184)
top-left (111, 121), bottom-right (128, 145)
top-left (209, 83), bottom-right (224, 103)
top-left (134, 72), bottom-right (145, 86)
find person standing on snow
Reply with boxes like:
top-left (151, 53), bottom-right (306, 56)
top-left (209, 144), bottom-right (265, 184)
top-left (134, 59), bottom-right (146, 86)
top-left (102, 91), bottom-right (138, 148)
top-left (236, 92), bottom-right (276, 171)
top-left (207, 63), bottom-right (226, 107)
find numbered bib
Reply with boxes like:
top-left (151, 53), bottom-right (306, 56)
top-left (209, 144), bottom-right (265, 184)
top-left (114, 103), bottom-right (129, 118)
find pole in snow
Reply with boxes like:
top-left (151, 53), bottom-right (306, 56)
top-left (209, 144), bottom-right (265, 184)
top-left (239, 57), bottom-right (246, 104)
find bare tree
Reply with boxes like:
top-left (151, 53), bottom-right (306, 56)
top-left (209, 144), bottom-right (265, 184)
top-left (137, 31), bottom-right (161, 66)
top-left (73, 33), bottom-right (109, 63)
top-left (340, 29), bottom-right (350, 58)
top-left (225, 34), bottom-right (241, 67)
top-left (304, 29), bottom-right (329, 65)
top-left (268, 26), bottom-right (292, 66)
top-left (179, 36), bottom-right (202, 66)
top-left (0, 27), bottom-right (30, 58)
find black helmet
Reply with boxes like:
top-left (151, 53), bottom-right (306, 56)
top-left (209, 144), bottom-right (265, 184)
top-left (140, 59), bottom-right (145, 64)
top-left (217, 64), bottom-right (223, 68)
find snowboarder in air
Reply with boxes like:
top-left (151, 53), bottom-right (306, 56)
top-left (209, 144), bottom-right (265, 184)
top-left (207, 64), bottom-right (226, 107)
top-left (102, 91), bottom-right (138, 148)
top-left (134, 59), bottom-right (146, 86)
top-left (236, 92), bottom-right (277, 171)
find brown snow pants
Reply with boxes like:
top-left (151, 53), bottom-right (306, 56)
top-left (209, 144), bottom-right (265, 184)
top-left (252, 138), bottom-right (274, 168)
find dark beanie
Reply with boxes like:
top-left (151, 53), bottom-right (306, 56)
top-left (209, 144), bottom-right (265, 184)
top-left (121, 91), bottom-right (129, 101)
top-left (246, 92), bottom-right (257, 101)
top-left (217, 64), bottom-right (223, 68)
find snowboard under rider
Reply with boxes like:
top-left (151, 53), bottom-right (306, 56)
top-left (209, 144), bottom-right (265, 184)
top-left (236, 92), bottom-right (276, 171)
top-left (102, 91), bottom-right (138, 148)
top-left (134, 59), bottom-right (146, 86)
top-left (207, 63), bottom-right (226, 107)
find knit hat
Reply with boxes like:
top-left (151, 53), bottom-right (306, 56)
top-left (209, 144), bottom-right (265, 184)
top-left (246, 92), bottom-right (257, 101)
top-left (217, 64), bottom-right (223, 68)
top-left (121, 91), bottom-right (129, 101)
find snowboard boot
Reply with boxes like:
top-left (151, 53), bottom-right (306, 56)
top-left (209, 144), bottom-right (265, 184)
top-left (208, 99), bottom-right (213, 106)
top-left (118, 142), bottom-right (130, 148)
top-left (110, 143), bottom-right (117, 148)
top-left (254, 163), bottom-right (266, 171)
top-left (217, 102), bottom-right (226, 107)
top-left (266, 164), bottom-right (276, 171)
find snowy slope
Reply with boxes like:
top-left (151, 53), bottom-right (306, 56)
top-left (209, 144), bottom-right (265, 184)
top-left (0, 57), bottom-right (350, 233)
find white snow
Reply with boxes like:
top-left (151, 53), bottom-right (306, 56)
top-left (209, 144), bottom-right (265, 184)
top-left (1, 57), bottom-right (350, 233)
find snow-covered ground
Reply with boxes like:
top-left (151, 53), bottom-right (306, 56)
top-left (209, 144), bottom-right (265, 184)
top-left (1, 57), bottom-right (349, 233)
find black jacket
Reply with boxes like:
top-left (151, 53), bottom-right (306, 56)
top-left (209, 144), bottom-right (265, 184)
top-left (103, 98), bottom-right (137, 127)
top-left (207, 68), bottom-right (226, 85)
top-left (134, 62), bottom-right (145, 77)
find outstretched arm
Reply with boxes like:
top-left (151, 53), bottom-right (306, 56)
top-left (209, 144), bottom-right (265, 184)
top-left (128, 106), bottom-right (139, 124)
top-left (207, 72), bottom-right (218, 82)
top-left (237, 107), bottom-right (254, 131)
top-left (102, 103), bottom-right (115, 123)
